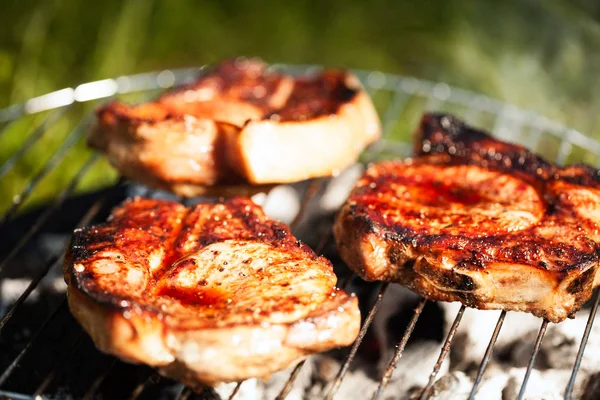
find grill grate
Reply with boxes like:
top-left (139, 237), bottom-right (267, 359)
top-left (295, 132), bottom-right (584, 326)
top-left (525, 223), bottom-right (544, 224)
top-left (1, 64), bottom-right (599, 400)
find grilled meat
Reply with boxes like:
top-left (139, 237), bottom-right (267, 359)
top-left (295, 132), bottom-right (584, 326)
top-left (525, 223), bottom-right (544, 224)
top-left (334, 113), bottom-right (600, 322)
top-left (89, 58), bottom-right (381, 196)
top-left (64, 197), bottom-right (360, 385)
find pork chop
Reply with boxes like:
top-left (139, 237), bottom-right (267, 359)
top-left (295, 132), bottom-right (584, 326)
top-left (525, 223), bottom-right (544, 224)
top-left (334, 113), bottom-right (600, 322)
top-left (64, 197), bottom-right (360, 386)
top-left (89, 58), bottom-right (381, 196)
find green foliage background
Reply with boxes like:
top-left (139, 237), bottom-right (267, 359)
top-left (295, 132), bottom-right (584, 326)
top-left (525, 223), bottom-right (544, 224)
top-left (2, 0), bottom-right (600, 213)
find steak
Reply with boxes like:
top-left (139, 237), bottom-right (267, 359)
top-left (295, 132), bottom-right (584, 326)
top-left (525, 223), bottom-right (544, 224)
top-left (334, 113), bottom-right (600, 322)
top-left (89, 58), bottom-right (381, 196)
top-left (64, 197), bottom-right (360, 385)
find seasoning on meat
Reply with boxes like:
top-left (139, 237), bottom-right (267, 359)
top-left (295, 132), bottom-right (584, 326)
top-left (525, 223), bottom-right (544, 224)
top-left (334, 113), bottom-right (600, 323)
top-left (64, 197), bottom-right (360, 386)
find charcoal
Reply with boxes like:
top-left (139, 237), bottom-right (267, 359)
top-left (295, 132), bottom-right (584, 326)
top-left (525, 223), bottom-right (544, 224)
top-left (319, 164), bottom-right (363, 213)
top-left (502, 368), bottom-right (583, 400)
top-left (260, 185), bottom-right (301, 224)
top-left (582, 371), bottom-right (600, 400)
top-left (441, 303), bottom-right (542, 369)
top-left (473, 372), bottom-right (508, 400)
top-left (509, 309), bottom-right (600, 375)
top-left (215, 380), bottom-right (261, 400)
top-left (260, 360), bottom-right (313, 400)
top-left (308, 340), bottom-right (448, 399)
top-left (427, 371), bottom-right (472, 399)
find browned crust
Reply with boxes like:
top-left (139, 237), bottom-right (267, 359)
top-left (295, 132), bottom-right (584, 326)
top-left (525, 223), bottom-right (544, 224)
top-left (415, 113), bottom-right (600, 188)
top-left (89, 58), bottom-right (381, 194)
top-left (334, 113), bottom-right (600, 322)
top-left (64, 197), bottom-right (360, 384)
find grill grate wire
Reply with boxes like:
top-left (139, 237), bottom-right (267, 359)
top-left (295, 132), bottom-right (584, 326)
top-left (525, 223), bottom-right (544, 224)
top-left (467, 310), bottom-right (507, 400)
top-left (0, 112), bottom-right (95, 229)
top-left (371, 298), bottom-right (427, 400)
top-left (565, 291), bottom-right (600, 399)
top-left (0, 65), bottom-right (598, 400)
top-left (418, 304), bottom-right (467, 400)
top-left (517, 320), bottom-right (550, 400)
top-left (324, 282), bottom-right (390, 400)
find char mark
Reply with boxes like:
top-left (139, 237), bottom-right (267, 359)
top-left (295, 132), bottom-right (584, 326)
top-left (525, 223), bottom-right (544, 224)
top-left (415, 113), bottom-right (554, 181)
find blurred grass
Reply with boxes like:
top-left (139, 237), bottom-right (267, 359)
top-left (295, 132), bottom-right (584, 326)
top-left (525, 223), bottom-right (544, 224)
top-left (2, 0), bottom-right (600, 213)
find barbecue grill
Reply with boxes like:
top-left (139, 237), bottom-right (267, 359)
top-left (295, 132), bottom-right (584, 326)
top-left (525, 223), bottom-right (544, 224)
top-left (0, 64), bottom-right (599, 400)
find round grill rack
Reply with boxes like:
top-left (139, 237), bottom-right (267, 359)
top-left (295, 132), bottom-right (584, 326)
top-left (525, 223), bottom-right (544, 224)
top-left (0, 64), bottom-right (598, 400)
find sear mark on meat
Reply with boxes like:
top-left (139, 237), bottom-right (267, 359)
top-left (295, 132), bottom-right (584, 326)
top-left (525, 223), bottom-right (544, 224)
top-left (88, 58), bottom-right (381, 196)
top-left (334, 112), bottom-right (600, 322)
top-left (64, 197), bottom-right (360, 386)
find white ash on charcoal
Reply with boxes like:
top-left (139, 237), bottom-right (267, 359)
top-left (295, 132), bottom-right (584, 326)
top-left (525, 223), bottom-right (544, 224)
top-left (420, 368), bottom-right (508, 400)
top-left (423, 371), bottom-right (472, 400)
top-left (214, 360), bottom-right (314, 400)
top-left (257, 184), bottom-right (301, 224)
top-left (319, 164), bottom-right (364, 213)
top-left (502, 368), bottom-right (584, 400)
top-left (434, 301), bottom-right (599, 399)
top-left (215, 380), bottom-right (261, 399)
top-left (0, 233), bottom-right (69, 315)
top-left (473, 370), bottom-right (510, 400)
top-left (510, 310), bottom-right (600, 373)
top-left (440, 302), bottom-right (543, 370)
top-left (307, 356), bottom-right (376, 399)
top-left (371, 284), bottom-right (420, 371)
top-left (260, 359), bottom-right (314, 400)
top-left (306, 340), bottom-right (448, 399)
top-left (0, 278), bottom-right (40, 306)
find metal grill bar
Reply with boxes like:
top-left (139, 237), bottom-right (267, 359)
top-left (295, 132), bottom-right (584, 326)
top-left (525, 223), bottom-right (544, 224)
top-left (275, 363), bottom-right (304, 400)
top-left (556, 139), bottom-right (573, 166)
top-left (517, 319), bottom-right (549, 400)
top-left (0, 185), bottom-right (116, 394)
top-left (467, 310), bottom-right (507, 399)
top-left (381, 84), bottom-right (410, 137)
top-left (0, 120), bottom-right (16, 139)
top-left (0, 112), bottom-right (91, 228)
top-left (0, 298), bottom-right (67, 387)
top-left (324, 282), bottom-right (390, 400)
top-left (178, 387), bottom-right (193, 400)
top-left (289, 178), bottom-right (325, 229)
top-left (565, 290), bottom-right (600, 399)
top-left (0, 153), bottom-right (99, 277)
top-left (0, 172), bottom-right (108, 331)
top-left (0, 109), bottom-right (65, 179)
top-left (0, 103), bottom-right (25, 124)
top-left (528, 121), bottom-right (544, 153)
top-left (418, 305), bottom-right (467, 400)
top-left (82, 359), bottom-right (117, 400)
top-left (227, 382), bottom-right (243, 400)
top-left (31, 332), bottom-right (84, 398)
top-left (463, 100), bottom-right (482, 122)
top-left (371, 298), bottom-right (427, 400)
top-left (0, 68), bottom-right (200, 124)
top-left (127, 371), bottom-right (159, 400)
top-left (0, 389), bottom-right (38, 400)
top-left (0, 255), bottom-right (58, 331)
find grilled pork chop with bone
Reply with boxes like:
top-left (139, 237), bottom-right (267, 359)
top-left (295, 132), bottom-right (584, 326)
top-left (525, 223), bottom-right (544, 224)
top-left (334, 113), bottom-right (600, 322)
top-left (89, 58), bottom-right (380, 196)
top-left (64, 197), bottom-right (360, 385)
